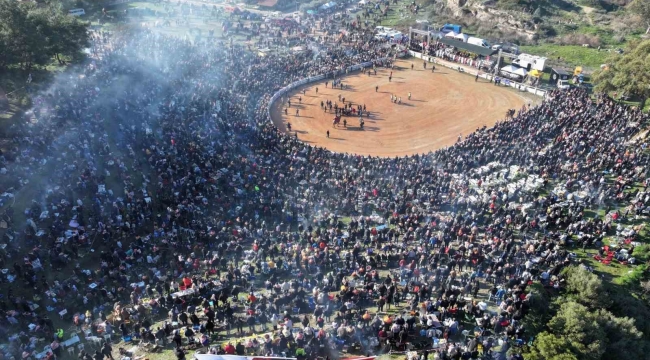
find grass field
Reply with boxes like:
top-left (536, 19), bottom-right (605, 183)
top-left (520, 44), bottom-right (613, 70)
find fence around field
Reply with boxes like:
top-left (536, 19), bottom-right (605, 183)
top-left (267, 57), bottom-right (389, 121)
top-left (408, 50), bottom-right (548, 98)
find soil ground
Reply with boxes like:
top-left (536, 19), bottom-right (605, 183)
top-left (271, 59), bottom-right (530, 157)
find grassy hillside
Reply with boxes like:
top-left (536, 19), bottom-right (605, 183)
top-left (520, 44), bottom-right (610, 69)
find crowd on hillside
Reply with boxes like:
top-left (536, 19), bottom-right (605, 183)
top-left (0, 10), bottom-right (649, 360)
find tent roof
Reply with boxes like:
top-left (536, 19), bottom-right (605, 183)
top-left (513, 68), bottom-right (528, 76)
top-left (501, 65), bottom-right (527, 74)
top-left (437, 37), bottom-right (496, 57)
top-left (552, 68), bottom-right (569, 76)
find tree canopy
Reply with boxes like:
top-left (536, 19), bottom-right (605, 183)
top-left (525, 267), bottom-right (650, 360)
top-left (592, 39), bottom-right (650, 108)
top-left (563, 266), bottom-right (611, 308)
top-left (0, 0), bottom-right (89, 70)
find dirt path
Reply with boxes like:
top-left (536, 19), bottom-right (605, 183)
top-left (580, 5), bottom-right (595, 25)
top-left (271, 59), bottom-right (528, 157)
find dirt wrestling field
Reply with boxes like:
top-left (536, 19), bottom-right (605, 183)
top-left (271, 59), bottom-right (531, 157)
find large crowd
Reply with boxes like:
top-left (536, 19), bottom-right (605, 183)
top-left (0, 7), bottom-right (648, 360)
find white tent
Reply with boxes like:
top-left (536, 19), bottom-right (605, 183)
top-left (500, 65), bottom-right (517, 73)
top-left (454, 33), bottom-right (469, 42)
top-left (513, 67), bottom-right (528, 77)
top-left (444, 32), bottom-right (468, 42)
top-left (500, 65), bottom-right (528, 81)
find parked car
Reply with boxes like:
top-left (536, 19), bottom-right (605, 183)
top-left (492, 42), bottom-right (519, 54)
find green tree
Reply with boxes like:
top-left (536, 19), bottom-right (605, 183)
top-left (563, 266), bottom-right (612, 308)
top-left (0, 11), bottom-right (18, 68)
top-left (546, 302), bottom-right (607, 359)
top-left (597, 310), bottom-right (647, 360)
top-left (0, 0), bottom-right (88, 70)
top-left (0, 1), bottom-right (48, 70)
top-left (522, 283), bottom-right (553, 335)
top-left (42, 9), bottom-right (90, 64)
top-left (592, 40), bottom-right (650, 109)
top-left (608, 288), bottom-right (650, 339)
top-left (526, 332), bottom-right (579, 360)
top-left (527, 298), bottom-right (650, 360)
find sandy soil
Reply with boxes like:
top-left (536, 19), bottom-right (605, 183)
top-left (271, 59), bottom-right (530, 157)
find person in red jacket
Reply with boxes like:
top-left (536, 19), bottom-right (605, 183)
top-left (247, 292), bottom-right (257, 304)
top-left (223, 342), bottom-right (236, 354)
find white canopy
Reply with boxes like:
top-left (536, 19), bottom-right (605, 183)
top-left (445, 32), bottom-right (468, 42)
top-left (513, 67), bottom-right (528, 76)
top-left (500, 65), bottom-right (528, 76)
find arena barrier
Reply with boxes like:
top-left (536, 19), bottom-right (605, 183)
top-left (267, 57), bottom-right (389, 122)
top-left (408, 50), bottom-right (548, 98)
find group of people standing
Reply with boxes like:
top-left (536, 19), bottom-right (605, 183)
top-left (0, 7), bottom-right (648, 360)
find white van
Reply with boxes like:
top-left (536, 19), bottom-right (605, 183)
top-left (467, 36), bottom-right (489, 48)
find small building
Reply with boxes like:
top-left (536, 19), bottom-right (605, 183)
top-left (550, 68), bottom-right (571, 85)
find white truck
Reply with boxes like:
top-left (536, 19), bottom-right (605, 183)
top-left (445, 33), bottom-right (490, 48)
top-left (512, 53), bottom-right (547, 72)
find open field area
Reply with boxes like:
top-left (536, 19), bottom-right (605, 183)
top-left (271, 59), bottom-right (528, 157)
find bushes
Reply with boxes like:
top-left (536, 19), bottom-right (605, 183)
top-left (537, 24), bottom-right (558, 37)
top-left (619, 264), bottom-right (648, 287)
top-left (577, 0), bottom-right (603, 8)
top-left (556, 33), bottom-right (602, 47)
top-left (495, 0), bottom-right (522, 11)
top-left (632, 244), bottom-right (650, 262)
